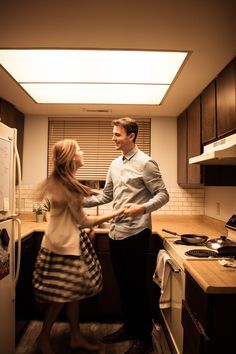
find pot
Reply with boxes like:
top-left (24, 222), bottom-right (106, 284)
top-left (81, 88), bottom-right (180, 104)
top-left (206, 236), bottom-right (236, 250)
top-left (162, 229), bottom-right (208, 245)
top-left (217, 245), bottom-right (236, 258)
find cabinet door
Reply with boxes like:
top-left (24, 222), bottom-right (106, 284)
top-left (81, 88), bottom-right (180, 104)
top-left (182, 301), bottom-right (209, 354)
top-left (0, 98), bottom-right (24, 174)
top-left (216, 59), bottom-right (236, 137)
top-left (177, 111), bottom-right (188, 185)
top-left (201, 81), bottom-right (217, 144)
top-left (187, 97), bottom-right (202, 185)
top-left (177, 103), bottom-right (202, 187)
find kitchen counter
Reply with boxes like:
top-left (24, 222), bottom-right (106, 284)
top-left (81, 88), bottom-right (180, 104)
top-left (16, 213), bottom-right (235, 295)
top-left (184, 259), bottom-right (236, 294)
top-left (152, 214), bottom-right (227, 238)
top-left (16, 212), bottom-right (112, 241)
top-left (17, 213), bottom-right (227, 240)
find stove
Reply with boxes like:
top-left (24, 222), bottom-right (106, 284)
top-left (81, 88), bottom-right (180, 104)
top-left (163, 237), bottom-right (214, 269)
top-left (160, 215), bottom-right (236, 354)
top-left (163, 214), bottom-right (236, 269)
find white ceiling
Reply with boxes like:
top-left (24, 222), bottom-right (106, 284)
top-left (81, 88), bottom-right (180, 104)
top-left (0, 0), bottom-right (235, 118)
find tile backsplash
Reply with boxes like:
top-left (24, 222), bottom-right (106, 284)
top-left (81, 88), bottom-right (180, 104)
top-left (16, 185), bottom-right (204, 216)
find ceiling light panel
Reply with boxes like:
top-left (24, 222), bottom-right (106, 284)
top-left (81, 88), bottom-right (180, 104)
top-left (20, 83), bottom-right (169, 104)
top-left (0, 49), bottom-right (188, 104)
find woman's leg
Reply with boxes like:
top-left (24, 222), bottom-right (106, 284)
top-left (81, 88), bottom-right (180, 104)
top-left (65, 301), bottom-right (101, 351)
top-left (37, 302), bottom-right (64, 354)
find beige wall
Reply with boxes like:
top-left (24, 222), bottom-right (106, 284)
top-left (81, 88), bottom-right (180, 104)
top-left (22, 115), bottom-right (48, 184)
top-left (21, 115), bottom-right (205, 215)
top-left (205, 187), bottom-right (236, 222)
top-left (23, 115), bottom-right (178, 186)
top-left (22, 116), bottom-right (236, 221)
top-left (151, 116), bottom-right (177, 188)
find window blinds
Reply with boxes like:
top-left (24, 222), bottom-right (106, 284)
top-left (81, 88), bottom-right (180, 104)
top-left (48, 117), bottom-right (151, 180)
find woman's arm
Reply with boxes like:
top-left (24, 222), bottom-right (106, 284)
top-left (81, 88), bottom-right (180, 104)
top-left (68, 197), bottom-right (124, 228)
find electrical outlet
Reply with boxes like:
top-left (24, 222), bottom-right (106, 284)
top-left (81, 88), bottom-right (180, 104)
top-left (216, 202), bottom-right (220, 215)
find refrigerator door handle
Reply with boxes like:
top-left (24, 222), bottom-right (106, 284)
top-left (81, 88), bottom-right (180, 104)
top-left (13, 129), bottom-right (21, 215)
top-left (14, 217), bottom-right (22, 286)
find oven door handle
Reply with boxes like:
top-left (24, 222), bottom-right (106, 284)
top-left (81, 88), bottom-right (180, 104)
top-left (167, 259), bottom-right (181, 273)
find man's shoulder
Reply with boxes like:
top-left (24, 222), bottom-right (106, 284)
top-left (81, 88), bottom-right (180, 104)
top-left (110, 154), bottom-right (123, 165)
top-left (136, 149), bottom-right (152, 161)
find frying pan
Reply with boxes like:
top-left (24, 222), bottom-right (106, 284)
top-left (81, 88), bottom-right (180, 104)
top-left (162, 228), bottom-right (208, 245)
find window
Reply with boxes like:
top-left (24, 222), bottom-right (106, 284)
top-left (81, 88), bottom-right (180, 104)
top-left (48, 117), bottom-right (151, 180)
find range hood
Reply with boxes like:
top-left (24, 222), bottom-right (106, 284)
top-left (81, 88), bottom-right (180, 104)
top-left (189, 133), bottom-right (236, 165)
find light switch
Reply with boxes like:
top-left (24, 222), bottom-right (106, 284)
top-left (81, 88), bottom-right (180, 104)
top-left (3, 198), bottom-right (9, 211)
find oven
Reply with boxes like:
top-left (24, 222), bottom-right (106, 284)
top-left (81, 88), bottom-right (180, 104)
top-left (160, 238), bottom-right (187, 354)
top-left (160, 215), bottom-right (236, 354)
top-left (161, 238), bottom-right (223, 354)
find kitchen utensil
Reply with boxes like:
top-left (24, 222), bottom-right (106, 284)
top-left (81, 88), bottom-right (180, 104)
top-left (206, 236), bottom-right (236, 250)
top-left (162, 229), bottom-right (208, 244)
top-left (217, 245), bottom-right (236, 258)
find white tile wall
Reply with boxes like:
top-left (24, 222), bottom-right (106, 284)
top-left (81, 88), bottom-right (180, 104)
top-left (16, 185), bottom-right (205, 215)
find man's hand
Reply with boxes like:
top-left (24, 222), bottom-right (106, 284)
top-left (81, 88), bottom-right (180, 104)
top-left (123, 203), bottom-right (145, 217)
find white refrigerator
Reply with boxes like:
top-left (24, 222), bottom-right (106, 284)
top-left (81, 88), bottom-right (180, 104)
top-left (0, 122), bottom-right (21, 354)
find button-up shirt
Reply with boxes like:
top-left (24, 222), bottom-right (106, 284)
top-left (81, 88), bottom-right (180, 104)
top-left (84, 146), bottom-right (169, 240)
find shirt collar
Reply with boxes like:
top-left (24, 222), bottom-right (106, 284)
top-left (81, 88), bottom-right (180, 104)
top-left (123, 145), bottom-right (138, 161)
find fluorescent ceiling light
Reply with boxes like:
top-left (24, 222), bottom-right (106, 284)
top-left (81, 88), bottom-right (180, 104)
top-left (0, 49), bottom-right (188, 105)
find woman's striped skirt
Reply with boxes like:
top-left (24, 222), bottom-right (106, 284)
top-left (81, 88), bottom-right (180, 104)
top-left (33, 230), bottom-right (102, 303)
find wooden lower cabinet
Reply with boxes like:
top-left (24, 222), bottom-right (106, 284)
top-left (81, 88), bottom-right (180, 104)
top-left (182, 272), bottom-right (236, 354)
top-left (15, 232), bottom-right (44, 342)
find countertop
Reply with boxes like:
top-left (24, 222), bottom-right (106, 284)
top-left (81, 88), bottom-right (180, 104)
top-left (17, 213), bottom-right (228, 241)
top-left (184, 259), bottom-right (236, 294)
top-left (151, 214), bottom-right (227, 238)
top-left (17, 213), bottom-right (235, 295)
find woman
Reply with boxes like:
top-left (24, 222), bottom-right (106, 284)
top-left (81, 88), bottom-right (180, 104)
top-left (33, 139), bottom-right (124, 354)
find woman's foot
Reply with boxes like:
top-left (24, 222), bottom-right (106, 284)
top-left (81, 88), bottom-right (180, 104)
top-left (70, 333), bottom-right (101, 351)
top-left (36, 335), bottom-right (55, 354)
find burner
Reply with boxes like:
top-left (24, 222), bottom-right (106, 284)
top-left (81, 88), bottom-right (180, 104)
top-left (185, 249), bottom-right (219, 258)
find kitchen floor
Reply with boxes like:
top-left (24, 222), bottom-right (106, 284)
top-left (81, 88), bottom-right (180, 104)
top-left (15, 320), bottom-right (170, 354)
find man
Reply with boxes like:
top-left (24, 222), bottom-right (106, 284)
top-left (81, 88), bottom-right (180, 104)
top-left (84, 117), bottom-right (169, 354)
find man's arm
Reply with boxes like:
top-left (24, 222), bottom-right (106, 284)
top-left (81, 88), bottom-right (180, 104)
top-left (83, 169), bottom-right (114, 207)
top-left (124, 159), bottom-right (169, 217)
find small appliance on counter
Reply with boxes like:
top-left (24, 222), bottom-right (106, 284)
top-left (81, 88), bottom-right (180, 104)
top-left (225, 214), bottom-right (236, 239)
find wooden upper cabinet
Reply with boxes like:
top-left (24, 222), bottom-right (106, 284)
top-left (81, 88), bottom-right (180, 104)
top-left (177, 100), bottom-right (202, 188)
top-left (216, 58), bottom-right (236, 137)
top-left (187, 97), bottom-right (202, 185)
top-left (177, 111), bottom-right (187, 186)
top-left (0, 98), bottom-right (24, 172)
top-left (201, 81), bottom-right (217, 144)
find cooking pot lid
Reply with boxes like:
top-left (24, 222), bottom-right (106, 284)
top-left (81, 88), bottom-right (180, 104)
top-left (206, 236), bottom-right (236, 250)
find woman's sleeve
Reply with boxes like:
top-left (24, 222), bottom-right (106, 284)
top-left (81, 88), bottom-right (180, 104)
top-left (68, 196), bottom-right (96, 228)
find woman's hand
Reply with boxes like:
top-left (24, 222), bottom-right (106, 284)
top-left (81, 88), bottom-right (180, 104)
top-left (87, 228), bottom-right (96, 241)
top-left (114, 207), bottom-right (125, 217)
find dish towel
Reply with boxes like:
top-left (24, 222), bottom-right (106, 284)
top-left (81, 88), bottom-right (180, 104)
top-left (153, 249), bottom-right (171, 309)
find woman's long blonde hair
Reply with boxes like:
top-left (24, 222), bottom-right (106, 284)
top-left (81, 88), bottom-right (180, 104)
top-left (51, 139), bottom-right (95, 197)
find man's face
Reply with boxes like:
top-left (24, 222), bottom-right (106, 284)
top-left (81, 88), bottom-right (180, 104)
top-left (112, 125), bottom-right (135, 154)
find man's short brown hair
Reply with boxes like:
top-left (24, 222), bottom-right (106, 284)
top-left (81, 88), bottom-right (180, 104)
top-left (112, 117), bottom-right (138, 142)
